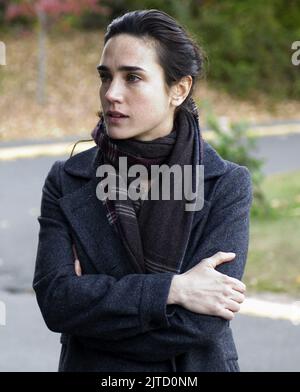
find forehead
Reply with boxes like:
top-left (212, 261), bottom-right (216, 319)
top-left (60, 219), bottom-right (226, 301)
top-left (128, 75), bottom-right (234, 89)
top-left (99, 34), bottom-right (160, 72)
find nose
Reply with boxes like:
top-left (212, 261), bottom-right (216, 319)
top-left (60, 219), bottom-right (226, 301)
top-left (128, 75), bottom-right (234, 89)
top-left (104, 78), bottom-right (124, 103)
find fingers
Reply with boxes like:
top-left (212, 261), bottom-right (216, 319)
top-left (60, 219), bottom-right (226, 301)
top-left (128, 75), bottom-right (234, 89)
top-left (218, 308), bottom-right (235, 321)
top-left (221, 288), bottom-right (246, 317)
top-left (72, 244), bottom-right (82, 276)
top-left (225, 298), bottom-right (241, 313)
top-left (205, 251), bottom-right (236, 269)
top-left (229, 290), bottom-right (245, 304)
top-left (214, 285), bottom-right (246, 320)
top-left (201, 251), bottom-right (246, 293)
top-left (231, 278), bottom-right (246, 293)
top-left (74, 259), bottom-right (82, 276)
top-left (213, 292), bottom-right (244, 320)
top-left (224, 275), bottom-right (246, 293)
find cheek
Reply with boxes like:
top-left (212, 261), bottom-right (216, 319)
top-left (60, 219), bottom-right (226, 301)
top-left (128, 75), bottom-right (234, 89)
top-left (134, 98), bottom-right (163, 122)
top-left (99, 87), bottom-right (104, 103)
top-left (134, 85), bottom-right (167, 113)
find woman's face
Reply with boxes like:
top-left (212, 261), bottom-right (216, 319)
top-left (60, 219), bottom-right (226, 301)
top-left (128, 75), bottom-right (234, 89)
top-left (98, 34), bottom-right (179, 141)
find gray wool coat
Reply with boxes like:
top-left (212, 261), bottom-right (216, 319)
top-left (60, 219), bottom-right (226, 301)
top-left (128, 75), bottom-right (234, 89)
top-left (33, 140), bottom-right (253, 372)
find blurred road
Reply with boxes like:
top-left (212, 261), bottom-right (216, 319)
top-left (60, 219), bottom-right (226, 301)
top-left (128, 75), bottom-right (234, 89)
top-left (0, 132), bottom-right (300, 371)
top-left (0, 154), bottom-right (68, 292)
top-left (251, 133), bottom-right (300, 175)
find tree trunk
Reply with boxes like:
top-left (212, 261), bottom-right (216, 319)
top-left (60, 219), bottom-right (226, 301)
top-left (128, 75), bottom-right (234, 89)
top-left (36, 9), bottom-right (47, 105)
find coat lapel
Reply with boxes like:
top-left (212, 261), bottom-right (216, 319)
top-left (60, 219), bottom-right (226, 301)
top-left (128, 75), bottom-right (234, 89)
top-left (178, 141), bottom-right (228, 271)
top-left (59, 147), bottom-right (135, 274)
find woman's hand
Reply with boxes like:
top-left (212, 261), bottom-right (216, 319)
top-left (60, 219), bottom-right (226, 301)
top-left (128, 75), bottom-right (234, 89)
top-left (167, 251), bottom-right (246, 320)
top-left (72, 244), bottom-right (82, 276)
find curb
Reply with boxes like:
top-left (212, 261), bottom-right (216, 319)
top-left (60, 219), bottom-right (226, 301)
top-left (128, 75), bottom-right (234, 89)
top-left (0, 140), bottom-right (95, 161)
top-left (240, 296), bottom-right (300, 325)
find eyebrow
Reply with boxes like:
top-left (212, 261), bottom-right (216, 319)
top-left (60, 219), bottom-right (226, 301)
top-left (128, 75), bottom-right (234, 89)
top-left (97, 65), bottom-right (147, 73)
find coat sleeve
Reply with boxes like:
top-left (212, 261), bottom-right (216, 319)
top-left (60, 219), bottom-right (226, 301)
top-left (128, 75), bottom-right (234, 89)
top-left (73, 164), bottom-right (253, 362)
top-left (33, 160), bottom-right (176, 340)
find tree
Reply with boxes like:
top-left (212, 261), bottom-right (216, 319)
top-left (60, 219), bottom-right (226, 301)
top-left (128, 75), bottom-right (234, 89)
top-left (5, 0), bottom-right (111, 104)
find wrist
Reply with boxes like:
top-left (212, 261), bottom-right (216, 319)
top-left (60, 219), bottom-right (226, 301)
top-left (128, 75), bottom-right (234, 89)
top-left (167, 274), bottom-right (184, 306)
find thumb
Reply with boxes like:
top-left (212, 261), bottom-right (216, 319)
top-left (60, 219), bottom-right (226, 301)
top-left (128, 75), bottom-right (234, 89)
top-left (205, 251), bottom-right (236, 269)
top-left (75, 259), bottom-right (82, 276)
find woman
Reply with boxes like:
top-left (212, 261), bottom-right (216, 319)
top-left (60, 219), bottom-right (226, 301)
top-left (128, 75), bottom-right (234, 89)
top-left (33, 9), bottom-right (252, 372)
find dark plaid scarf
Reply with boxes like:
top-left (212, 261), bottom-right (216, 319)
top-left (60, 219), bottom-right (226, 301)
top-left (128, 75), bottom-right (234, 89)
top-left (91, 98), bottom-right (203, 274)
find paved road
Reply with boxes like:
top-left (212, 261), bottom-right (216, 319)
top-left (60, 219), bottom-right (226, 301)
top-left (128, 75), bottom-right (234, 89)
top-left (0, 133), bottom-right (300, 372)
top-left (252, 133), bottom-right (300, 175)
top-left (0, 154), bottom-right (68, 292)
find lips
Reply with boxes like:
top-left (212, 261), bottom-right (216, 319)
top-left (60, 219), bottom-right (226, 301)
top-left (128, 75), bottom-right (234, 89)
top-left (106, 114), bottom-right (128, 125)
top-left (107, 111), bottom-right (129, 118)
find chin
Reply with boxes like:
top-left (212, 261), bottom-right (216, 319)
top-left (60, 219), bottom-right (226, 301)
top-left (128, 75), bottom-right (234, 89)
top-left (107, 128), bottom-right (131, 140)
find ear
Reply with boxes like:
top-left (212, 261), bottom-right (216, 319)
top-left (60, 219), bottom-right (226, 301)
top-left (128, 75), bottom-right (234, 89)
top-left (170, 75), bottom-right (193, 108)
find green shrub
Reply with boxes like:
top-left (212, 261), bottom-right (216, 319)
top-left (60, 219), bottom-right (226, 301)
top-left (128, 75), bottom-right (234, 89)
top-left (201, 101), bottom-right (268, 217)
top-left (190, 0), bottom-right (300, 100)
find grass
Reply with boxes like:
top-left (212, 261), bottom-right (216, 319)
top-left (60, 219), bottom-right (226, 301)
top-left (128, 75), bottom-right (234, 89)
top-left (244, 170), bottom-right (300, 295)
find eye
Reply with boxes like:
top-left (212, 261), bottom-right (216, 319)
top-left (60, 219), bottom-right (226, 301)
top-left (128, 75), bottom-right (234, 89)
top-left (99, 73), bottom-right (110, 82)
top-left (127, 74), bottom-right (141, 83)
top-left (98, 73), bottom-right (141, 83)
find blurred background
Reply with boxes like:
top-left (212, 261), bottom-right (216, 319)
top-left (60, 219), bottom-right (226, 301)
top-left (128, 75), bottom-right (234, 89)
top-left (0, 0), bottom-right (300, 372)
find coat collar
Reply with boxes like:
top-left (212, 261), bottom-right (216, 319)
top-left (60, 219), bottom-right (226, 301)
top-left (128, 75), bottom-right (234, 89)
top-left (63, 140), bottom-right (228, 180)
top-left (64, 143), bottom-right (100, 179)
